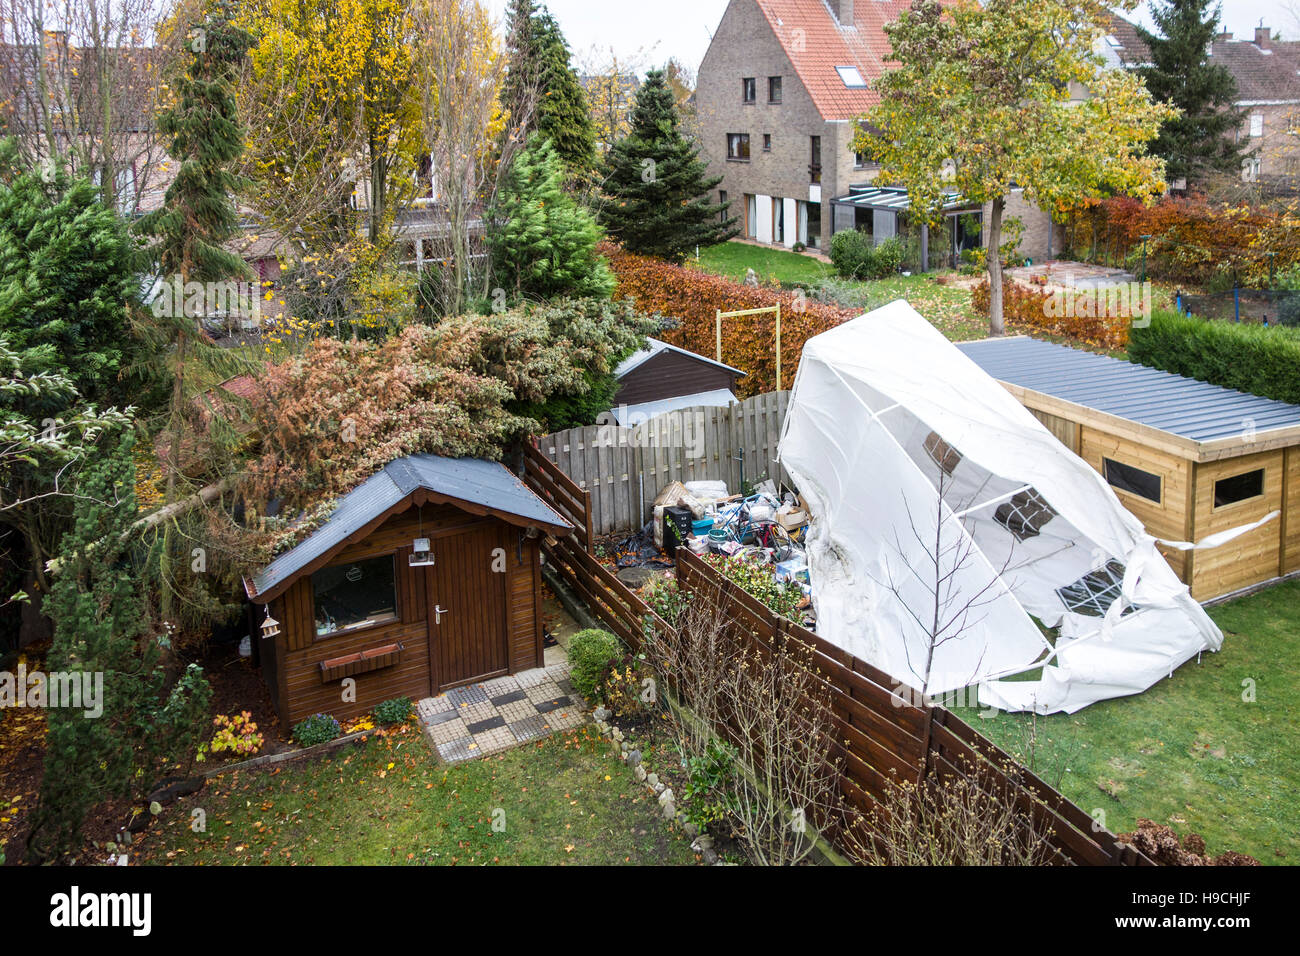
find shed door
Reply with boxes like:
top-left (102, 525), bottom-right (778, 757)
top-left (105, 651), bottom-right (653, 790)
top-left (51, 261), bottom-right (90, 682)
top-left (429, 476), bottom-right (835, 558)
top-left (428, 522), bottom-right (509, 691)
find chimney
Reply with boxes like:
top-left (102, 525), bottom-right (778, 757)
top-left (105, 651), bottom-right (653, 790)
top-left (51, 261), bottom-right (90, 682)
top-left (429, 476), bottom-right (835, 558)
top-left (1217, 30), bottom-right (1233, 42)
top-left (1255, 26), bottom-right (1271, 48)
top-left (829, 0), bottom-right (854, 26)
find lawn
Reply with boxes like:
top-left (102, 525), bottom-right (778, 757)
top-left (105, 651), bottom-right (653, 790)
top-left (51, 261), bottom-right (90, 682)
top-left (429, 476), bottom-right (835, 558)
top-left (951, 580), bottom-right (1300, 864)
top-left (690, 241), bottom-right (988, 342)
top-left (134, 724), bottom-right (698, 866)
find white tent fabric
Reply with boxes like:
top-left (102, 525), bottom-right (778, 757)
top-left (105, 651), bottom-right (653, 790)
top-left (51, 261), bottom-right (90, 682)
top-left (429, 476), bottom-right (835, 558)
top-left (778, 301), bottom-right (1223, 714)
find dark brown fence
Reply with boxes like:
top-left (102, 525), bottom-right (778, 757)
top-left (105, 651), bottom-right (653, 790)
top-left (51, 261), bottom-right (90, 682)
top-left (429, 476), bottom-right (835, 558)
top-left (523, 443), bottom-right (1151, 866)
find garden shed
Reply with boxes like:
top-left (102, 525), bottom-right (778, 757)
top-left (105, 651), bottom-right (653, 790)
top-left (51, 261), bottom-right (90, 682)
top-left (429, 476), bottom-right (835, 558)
top-left (244, 455), bottom-right (572, 727)
top-left (608, 337), bottom-right (746, 423)
top-left (956, 336), bottom-right (1300, 601)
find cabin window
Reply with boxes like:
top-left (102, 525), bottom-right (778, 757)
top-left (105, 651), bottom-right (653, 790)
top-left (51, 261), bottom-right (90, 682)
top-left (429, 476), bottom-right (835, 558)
top-left (994, 488), bottom-right (1058, 541)
top-left (1103, 458), bottom-right (1162, 504)
top-left (312, 555), bottom-right (398, 636)
top-left (923, 431), bottom-right (962, 476)
top-left (1214, 468), bottom-right (1265, 508)
top-left (1057, 560), bottom-right (1130, 618)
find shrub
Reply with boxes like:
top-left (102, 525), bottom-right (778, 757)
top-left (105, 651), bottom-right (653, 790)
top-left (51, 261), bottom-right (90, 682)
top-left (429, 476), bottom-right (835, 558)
top-left (599, 654), bottom-right (653, 720)
top-left (373, 697), bottom-right (413, 726)
top-left (568, 629), bottom-right (622, 700)
top-left (972, 277), bottom-right (1130, 350)
top-left (292, 713), bottom-right (342, 748)
top-left (701, 554), bottom-right (804, 622)
top-left (208, 712), bottom-right (264, 758)
top-left (1128, 309), bottom-right (1300, 405)
top-left (682, 739), bottom-right (739, 833)
top-left (870, 237), bottom-right (905, 278)
top-left (642, 573), bottom-right (689, 627)
top-left (606, 244), bottom-right (855, 395)
top-left (828, 232), bottom-right (904, 281)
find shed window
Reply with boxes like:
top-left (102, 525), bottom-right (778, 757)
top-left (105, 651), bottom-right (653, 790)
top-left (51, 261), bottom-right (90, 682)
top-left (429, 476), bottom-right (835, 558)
top-left (994, 488), bottom-right (1058, 541)
top-left (923, 431), bottom-right (962, 476)
top-left (1214, 468), bottom-right (1265, 508)
top-left (312, 555), bottom-right (398, 636)
top-left (1103, 458), bottom-right (1162, 504)
top-left (1058, 561), bottom-right (1130, 618)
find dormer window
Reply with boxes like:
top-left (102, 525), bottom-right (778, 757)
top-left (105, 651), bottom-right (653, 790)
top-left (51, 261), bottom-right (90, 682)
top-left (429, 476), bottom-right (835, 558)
top-left (835, 65), bottom-right (866, 88)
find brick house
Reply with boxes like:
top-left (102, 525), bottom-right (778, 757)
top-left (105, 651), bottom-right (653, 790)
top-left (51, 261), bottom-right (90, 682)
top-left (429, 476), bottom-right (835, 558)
top-left (696, 0), bottom-right (1065, 267)
top-left (1102, 17), bottom-right (1300, 191)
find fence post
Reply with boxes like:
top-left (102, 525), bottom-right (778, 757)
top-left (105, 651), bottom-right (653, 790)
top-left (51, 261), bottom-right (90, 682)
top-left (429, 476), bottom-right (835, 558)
top-left (1234, 286), bottom-right (1241, 323)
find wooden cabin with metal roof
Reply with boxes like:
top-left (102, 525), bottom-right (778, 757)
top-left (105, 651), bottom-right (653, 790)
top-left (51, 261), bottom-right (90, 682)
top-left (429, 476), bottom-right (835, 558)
top-left (243, 455), bottom-right (572, 727)
top-left (957, 337), bottom-right (1300, 601)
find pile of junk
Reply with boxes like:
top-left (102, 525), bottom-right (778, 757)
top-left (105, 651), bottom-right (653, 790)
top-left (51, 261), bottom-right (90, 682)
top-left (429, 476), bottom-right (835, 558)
top-left (612, 478), bottom-right (817, 627)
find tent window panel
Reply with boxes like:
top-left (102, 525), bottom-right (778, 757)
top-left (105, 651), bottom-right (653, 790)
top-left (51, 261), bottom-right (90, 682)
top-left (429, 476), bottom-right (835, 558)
top-left (1103, 457), bottom-right (1162, 504)
top-left (923, 431), bottom-right (962, 476)
top-left (1213, 469), bottom-right (1264, 508)
top-left (994, 488), bottom-right (1058, 541)
top-left (1057, 561), bottom-right (1130, 618)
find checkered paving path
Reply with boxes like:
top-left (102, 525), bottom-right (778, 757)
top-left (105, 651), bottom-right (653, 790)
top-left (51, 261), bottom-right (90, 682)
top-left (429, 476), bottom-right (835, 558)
top-left (417, 662), bottom-right (586, 764)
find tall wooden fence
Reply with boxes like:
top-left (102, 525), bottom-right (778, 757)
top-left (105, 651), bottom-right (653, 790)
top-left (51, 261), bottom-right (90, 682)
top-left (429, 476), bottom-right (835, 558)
top-left (522, 443), bottom-right (1150, 866)
top-left (534, 391), bottom-right (793, 536)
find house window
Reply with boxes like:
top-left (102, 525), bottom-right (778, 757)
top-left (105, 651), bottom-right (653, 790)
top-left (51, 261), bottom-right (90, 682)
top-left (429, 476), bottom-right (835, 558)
top-left (742, 77), bottom-right (756, 103)
top-left (763, 133), bottom-right (772, 152)
top-left (835, 65), bottom-right (867, 88)
top-left (994, 488), bottom-right (1058, 541)
top-left (1250, 113), bottom-right (1264, 138)
top-left (312, 555), bottom-right (398, 636)
top-left (1214, 468), bottom-right (1265, 508)
top-left (719, 190), bottom-right (729, 223)
top-left (768, 75), bottom-right (782, 103)
top-left (854, 151), bottom-right (872, 169)
top-left (809, 136), bottom-right (822, 184)
top-left (1057, 561), bottom-right (1131, 618)
top-left (1103, 458), bottom-right (1162, 504)
top-left (923, 431), bottom-right (962, 476)
top-left (727, 133), bottom-right (751, 161)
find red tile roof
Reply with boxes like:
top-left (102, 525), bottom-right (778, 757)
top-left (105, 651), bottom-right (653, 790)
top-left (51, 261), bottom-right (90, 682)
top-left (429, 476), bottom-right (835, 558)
top-left (755, 0), bottom-right (951, 120)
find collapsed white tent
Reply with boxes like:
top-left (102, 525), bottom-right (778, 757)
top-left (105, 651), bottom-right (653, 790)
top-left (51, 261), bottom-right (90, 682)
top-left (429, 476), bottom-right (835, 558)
top-left (777, 301), bottom-right (1224, 714)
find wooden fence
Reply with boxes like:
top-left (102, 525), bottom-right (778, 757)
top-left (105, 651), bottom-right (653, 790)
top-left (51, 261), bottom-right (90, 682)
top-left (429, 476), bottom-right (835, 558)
top-left (522, 443), bottom-right (1151, 866)
top-left (534, 391), bottom-right (793, 536)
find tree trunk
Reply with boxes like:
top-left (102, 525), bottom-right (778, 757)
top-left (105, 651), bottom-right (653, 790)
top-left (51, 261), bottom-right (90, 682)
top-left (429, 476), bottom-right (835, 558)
top-left (986, 196), bottom-right (1006, 337)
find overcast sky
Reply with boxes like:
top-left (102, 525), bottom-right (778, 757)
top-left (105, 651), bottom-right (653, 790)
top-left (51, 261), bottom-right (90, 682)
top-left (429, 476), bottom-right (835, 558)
top-left (482, 1), bottom-right (1298, 76)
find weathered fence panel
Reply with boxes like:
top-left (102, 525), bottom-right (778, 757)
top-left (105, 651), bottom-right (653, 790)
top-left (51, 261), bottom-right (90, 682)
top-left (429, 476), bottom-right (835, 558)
top-left (533, 391), bottom-right (795, 535)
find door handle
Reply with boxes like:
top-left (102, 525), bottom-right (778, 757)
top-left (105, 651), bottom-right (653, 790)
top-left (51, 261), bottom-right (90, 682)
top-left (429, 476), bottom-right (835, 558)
top-left (435, 605), bottom-right (448, 625)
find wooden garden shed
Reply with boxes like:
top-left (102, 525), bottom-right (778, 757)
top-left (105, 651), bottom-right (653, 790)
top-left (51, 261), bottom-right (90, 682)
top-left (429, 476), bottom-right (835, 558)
top-left (958, 336), bottom-right (1300, 601)
top-left (244, 455), bottom-right (571, 727)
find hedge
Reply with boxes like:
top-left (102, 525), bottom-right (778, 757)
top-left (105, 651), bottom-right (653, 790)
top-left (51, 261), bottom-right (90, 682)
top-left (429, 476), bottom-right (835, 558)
top-left (604, 244), bottom-right (855, 395)
top-left (972, 277), bottom-right (1130, 351)
top-left (1128, 309), bottom-right (1300, 405)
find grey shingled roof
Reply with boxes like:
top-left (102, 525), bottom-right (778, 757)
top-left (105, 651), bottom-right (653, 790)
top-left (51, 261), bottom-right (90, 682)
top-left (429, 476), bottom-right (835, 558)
top-left (615, 337), bottom-right (746, 379)
top-left (955, 336), bottom-right (1300, 443)
top-left (250, 455), bottom-right (570, 599)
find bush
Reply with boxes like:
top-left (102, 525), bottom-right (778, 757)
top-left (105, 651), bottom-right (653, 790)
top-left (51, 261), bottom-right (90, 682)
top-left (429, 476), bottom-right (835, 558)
top-left (293, 713), bottom-right (342, 748)
top-left (598, 654), bottom-right (653, 720)
top-left (642, 573), bottom-right (689, 626)
top-left (373, 697), bottom-right (413, 726)
top-left (568, 629), bottom-right (622, 700)
top-left (828, 232), bottom-right (904, 281)
top-left (1129, 309), bottom-right (1300, 405)
top-left (972, 277), bottom-right (1130, 350)
top-left (701, 554), bottom-right (804, 622)
top-left (682, 739), bottom-right (739, 833)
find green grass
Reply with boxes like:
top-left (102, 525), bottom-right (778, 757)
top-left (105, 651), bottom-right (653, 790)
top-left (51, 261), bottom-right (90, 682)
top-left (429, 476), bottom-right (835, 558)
top-left (135, 724), bottom-right (697, 866)
top-left (951, 581), bottom-right (1300, 864)
top-left (690, 241), bottom-right (988, 342)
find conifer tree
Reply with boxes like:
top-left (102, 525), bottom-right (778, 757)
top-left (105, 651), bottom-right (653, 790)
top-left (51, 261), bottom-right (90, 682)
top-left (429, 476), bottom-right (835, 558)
top-left (600, 69), bottom-right (736, 262)
top-left (488, 135), bottom-right (612, 302)
top-left (1137, 0), bottom-right (1246, 185)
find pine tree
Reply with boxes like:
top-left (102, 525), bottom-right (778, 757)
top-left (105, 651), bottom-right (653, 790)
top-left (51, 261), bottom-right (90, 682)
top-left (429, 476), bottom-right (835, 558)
top-left (1137, 0), bottom-right (1246, 185)
top-left (600, 69), bottom-right (737, 263)
top-left (136, 0), bottom-right (253, 498)
top-left (501, 2), bottom-right (596, 180)
top-left (488, 135), bottom-right (613, 302)
top-left (27, 432), bottom-right (211, 863)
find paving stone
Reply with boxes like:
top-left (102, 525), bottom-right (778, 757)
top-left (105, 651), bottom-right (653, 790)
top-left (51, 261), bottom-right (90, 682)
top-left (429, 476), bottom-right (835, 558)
top-left (446, 684), bottom-right (489, 707)
top-left (427, 717), bottom-right (469, 745)
top-left (510, 714), bottom-right (551, 742)
top-left (534, 694), bottom-right (573, 714)
top-left (466, 715), bottom-right (506, 734)
top-left (515, 667), bottom-right (551, 689)
top-left (499, 699), bottom-right (538, 723)
top-left (524, 681), bottom-right (565, 703)
top-left (479, 676), bottom-right (521, 697)
top-left (490, 689), bottom-right (527, 706)
top-left (459, 700), bottom-right (496, 723)
top-left (437, 737), bottom-right (480, 763)
top-left (420, 709), bottom-right (461, 727)
top-left (418, 695), bottom-right (453, 717)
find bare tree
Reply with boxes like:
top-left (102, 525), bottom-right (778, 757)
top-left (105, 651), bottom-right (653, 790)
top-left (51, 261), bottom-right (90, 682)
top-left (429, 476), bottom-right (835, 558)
top-left (641, 573), bottom-right (844, 867)
top-left (0, 0), bottom-right (179, 217)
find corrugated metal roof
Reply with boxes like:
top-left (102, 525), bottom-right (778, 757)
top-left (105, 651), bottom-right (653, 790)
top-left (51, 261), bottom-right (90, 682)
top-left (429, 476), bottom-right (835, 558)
top-left (956, 336), bottom-right (1300, 443)
top-left (250, 455), bottom-right (570, 599)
